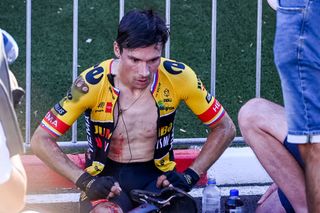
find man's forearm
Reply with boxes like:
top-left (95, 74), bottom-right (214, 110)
top-left (31, 127), bottom-right (84, 183)
top-left (190, 115), bottom-right (235, 175)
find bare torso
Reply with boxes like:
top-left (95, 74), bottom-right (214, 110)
top-left (108, 78), bottom-right (158, 163)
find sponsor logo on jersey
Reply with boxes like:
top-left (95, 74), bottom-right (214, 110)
top-left (157, 100), bottom-right (174, 111)
top-left (85, 115), bottom-right (94, 152)
top-left (85, 161), bottom-right (105, 176)
top-left (157, 82), bottom-right (161, 93)
top-left (43, 110), bottom-right (70, 134)
top-left (206, 92), bottom-right (212, 103)
top-left (85, 65), bottom-right (104, 85)
top-left (212, 100), bottom-right (221, 112)
top-left (157, 100), bottom-right (165, 110)
top-left (105, 102), bottom-right (113, 113)
top-left (164, 106), bottom-right (174, 111)
top-left (95, 102), bottom-right (106, 112)
top-left (198, 99), bottom-right (225, 125)
top-left (94, 125), bottom-right (112, 139)
top-left (66, 89), bottom-right (73, 100)
top-left (156, 134), bottom-right (173, 149)
top-left (159, 122), bottom-right (173, 137)
top-left (197, 77), bottom-right (205, 91)
top-left (98, 102), bottom-right (105, 108)
top-left (54, 103), bottom-right (67, 116)
top-left (163, 60), bottom-right (185, 75)
top-left (164, 88), bottom-right (170, 97)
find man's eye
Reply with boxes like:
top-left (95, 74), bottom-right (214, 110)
top-left (132, 58), bottom-right (139, 63)
top-left (149, 58), bottom-right (159, 64)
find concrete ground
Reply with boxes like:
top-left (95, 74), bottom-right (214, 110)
top-left (22, 147), bottom-right (271, 212)
top-left (23, 185), bottom-right (267, 213)
top-left (23, 196), bottom-right (261, 213)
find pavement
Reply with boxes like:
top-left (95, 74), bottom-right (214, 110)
top-left (21, 146), bottom-right (271, 212)
top-left (23, 196), bottom-right (262, 213)
top-left (22, 184), bottom-right (268, 212)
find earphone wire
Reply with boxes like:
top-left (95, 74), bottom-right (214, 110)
top-left (118, 107), bottom-right (133, 164)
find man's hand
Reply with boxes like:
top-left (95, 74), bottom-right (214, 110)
top-left (76, 172), bottom-right (121, 200)
top-left (257, 183), bottom-right (278, 205)
top-left (156, 168), bottom-right (200, 192)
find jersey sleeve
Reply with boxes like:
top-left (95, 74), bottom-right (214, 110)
top-left (41, 64), bottom-right (105, 137)
top-left (175, 63), bottom-right (225, 127)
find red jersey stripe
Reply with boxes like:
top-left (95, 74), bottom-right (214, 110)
top-left (198, 99), bottom-right (223, 123)
top-left (42, 110), bottom-right (70, 135)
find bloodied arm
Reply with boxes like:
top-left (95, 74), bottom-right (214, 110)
top-left (31, 126), bottom-right (84, 182)
top-left (31, 69), bottom-right (121, 199)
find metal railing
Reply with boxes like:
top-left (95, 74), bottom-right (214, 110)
top-left (24, 0), bottom-right (264, 148)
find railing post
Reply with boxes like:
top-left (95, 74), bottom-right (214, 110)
top-left (71, 0), bottom-right (79, 143)
top-left (211, 0), bottom-right (217, 96)
top-left (119, 0), bottom-right (125, 22)
top-left (25, 0), bottom-right (32, 147)
top-left (255, 0), bottom-right (263, 98)
top-left (165, 0), bottom-right (171, 58)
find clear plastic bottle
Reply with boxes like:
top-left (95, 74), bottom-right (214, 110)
top-left (202, 178), bottom-right (221, 213)
top-left (225, 189), bottom-right (244, 213)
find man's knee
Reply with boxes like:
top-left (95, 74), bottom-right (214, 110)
top-left (238, 98), bottom-right (265, 130)
top-left (90, 201), bottom-right (123, 213)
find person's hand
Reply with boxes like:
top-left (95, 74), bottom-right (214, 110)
top-left (257, 183), bottom-right (278, 205)
top-left (76, 172), bottom-right (121, 200)
top-left (156, 168), bottom-right (200, 192)
top-left (0, 136), bottom-right (12, 184)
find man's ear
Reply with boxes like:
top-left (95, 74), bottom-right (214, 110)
top-left (113, 42), bottom-right (120, 58)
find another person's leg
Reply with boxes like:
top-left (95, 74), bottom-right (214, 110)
top-left (274, 1), bottom-right (320, 211)
top-left (238, 98), bottom-right (307, 212)
top-left (299, 144), bottom-right (320, 212)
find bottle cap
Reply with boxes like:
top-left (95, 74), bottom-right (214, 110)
top-left (207, 178), bottom-right (216, 185)
top-left (230, 189), bottom-right (239, 196)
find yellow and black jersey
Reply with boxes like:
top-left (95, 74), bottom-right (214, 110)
top-left (41, 58), bottom-right (225, 175)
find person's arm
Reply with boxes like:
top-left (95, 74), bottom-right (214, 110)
top-left (0, 144), bottom-right (27, 212)
top-left (31, 126), bottom-right (84, 183)
top-left (189, 112), bottom-right (236, 176)
top-left (31, 125), bottom-right (122, 200)
top-left (157, 113), bottom-right (235, 191)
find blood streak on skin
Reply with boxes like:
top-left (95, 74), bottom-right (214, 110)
top-left (109, 133), bottom-right (124, 159)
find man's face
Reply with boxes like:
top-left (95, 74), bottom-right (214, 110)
top-left (116, 43), bottom-right (162, 89)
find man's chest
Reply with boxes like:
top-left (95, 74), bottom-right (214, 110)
top-left (113, 93), bottom-right (158, 140)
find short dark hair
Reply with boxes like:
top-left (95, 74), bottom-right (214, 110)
top-left (116, 9), bottom-right (169, 53)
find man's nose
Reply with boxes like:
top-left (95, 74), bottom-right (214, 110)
top-left (138, 62), bottom-right (150, 77)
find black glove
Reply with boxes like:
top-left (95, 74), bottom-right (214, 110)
top-left (76, 172), bottom-right (117, 200)
top-left (164, 168), bottom-right (200, 192)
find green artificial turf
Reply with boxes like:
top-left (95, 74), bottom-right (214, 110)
top-left (0, 0), bottom-right (282, 141)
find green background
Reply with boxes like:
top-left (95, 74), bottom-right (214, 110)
top-left (0, 0), bottom-right (282, 142)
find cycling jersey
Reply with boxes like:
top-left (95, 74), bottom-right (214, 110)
top-left (41, 58), bottom-right (225, 175)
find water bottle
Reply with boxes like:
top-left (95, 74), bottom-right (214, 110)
top-left (202, 178), bottom-right (221, 213)
top-left (225, 189), bottom-right (244, 213)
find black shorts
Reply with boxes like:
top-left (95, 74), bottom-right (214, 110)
top-left (277, 137), bottom-right (305, 213)
top-left (80, 158), bottom-right (163, 213)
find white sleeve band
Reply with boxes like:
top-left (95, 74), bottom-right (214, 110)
top-left (0, 126), bottom-right (12, 184)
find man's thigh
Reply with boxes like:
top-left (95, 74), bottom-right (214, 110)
top-left (274, 0), bottom-right (320, 143)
